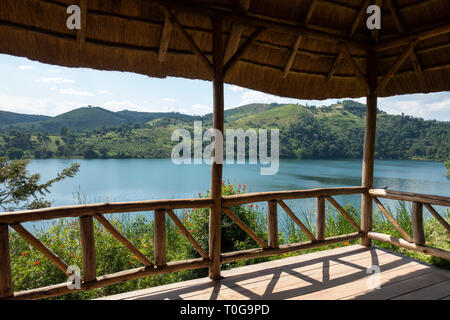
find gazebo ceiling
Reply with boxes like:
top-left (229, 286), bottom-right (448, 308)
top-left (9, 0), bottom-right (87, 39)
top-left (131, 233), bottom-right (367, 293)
top-left (0, 0), bottom-right (449, 100)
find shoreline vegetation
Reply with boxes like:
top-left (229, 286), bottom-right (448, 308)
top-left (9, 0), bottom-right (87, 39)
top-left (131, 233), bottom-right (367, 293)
top-left (9, 183), bottom-right (450, 300)
top-left (1, 100), bottom-right (449, 163)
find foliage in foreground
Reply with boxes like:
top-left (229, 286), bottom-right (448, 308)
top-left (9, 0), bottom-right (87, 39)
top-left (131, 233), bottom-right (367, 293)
top-left (9, 184), bottom-right (450, 299)
top-left (0, 157), bottom-right (79, 211)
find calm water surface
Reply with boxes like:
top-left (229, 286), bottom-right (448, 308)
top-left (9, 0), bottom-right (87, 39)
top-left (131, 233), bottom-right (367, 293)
top-left (25, 159), bottom-right (449, 231)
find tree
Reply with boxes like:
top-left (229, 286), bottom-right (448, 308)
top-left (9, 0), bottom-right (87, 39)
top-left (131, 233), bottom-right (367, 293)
top-left (0, 157), bottom-right (80, 211)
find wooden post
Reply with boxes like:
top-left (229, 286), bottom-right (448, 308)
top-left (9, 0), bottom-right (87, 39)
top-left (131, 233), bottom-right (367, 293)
top-left (360, 50), bottom-right (378, 247)
top-left (267, 200), bottom-right (278, 248)
top-left (316, 196), bottom-right (326, 240)
top-left (79, 216), bottom-right (96, 282)
top-left (154, 209), bottom-right (167, 267)
top-left (209, 15), bottom-right (224, 280)
top-left (411, 202), bottom-right (425, 245)
top-left (0, 224), bottom-right (13, 298)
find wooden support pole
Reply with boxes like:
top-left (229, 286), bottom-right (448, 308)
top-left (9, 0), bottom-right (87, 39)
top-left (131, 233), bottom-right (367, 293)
top-left (411, 202), bottom-right (425, 245)
top-left (94, 214), bottom-right (154, 267)
top-left (277, 200), bottom-right (316, 242)
top-left (267, 200), bottom-right (278, 248)
top-left (368, 232), bottom-right (450, 260)
top-left (11, 223), bottom-right (72, 276)
top-left (0, 224), bottom-right (13, 298)
top-left (361, 50), bottom-right (378, 247)
top-left (424, 204), bottom-right (450, 233)
top-left (154, 209), bottom-right (167, 267)
top-left (166, 209), bottom-right (209, 259)
top-left (372, 197), bottom-right (414, 242)
top-left (79, 216), bottom-right (96, 282)
top-left (209, 15), bottom-right (224, 280)
top-left (316, 196), bottom-right (326, 240)
top-left (223, 208), bottom-right (268, 249)
top-left (326, 196), bottom-right (362, 232)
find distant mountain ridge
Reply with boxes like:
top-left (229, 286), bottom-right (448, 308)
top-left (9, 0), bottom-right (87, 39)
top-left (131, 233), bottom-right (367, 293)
top-left (0, 100), bottom-right (448, 161)
top-left (0, 106), bottom-right (196, 133)
top-left (0, 110), bottom-right (51, 126)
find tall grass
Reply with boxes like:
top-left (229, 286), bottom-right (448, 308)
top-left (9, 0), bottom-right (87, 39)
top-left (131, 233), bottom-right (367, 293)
top-left (8, 186), bottom-right (450, 299)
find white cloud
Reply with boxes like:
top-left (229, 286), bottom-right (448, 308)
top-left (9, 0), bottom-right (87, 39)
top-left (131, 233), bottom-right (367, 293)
top-left (18, 65), bottom-right (33, 71)
top-left (47, 68), bottom-right (62, 73)
top-left (379, 93), bottom-right (450, 120)
top-left (227, 85), bottom-right (244, 92)
top-left (191, 104), bottom-right (210, 114)
top-left (59, 88), bottom-right (94, 96)
top-left (37, 77), bottom-right (75, 84)
top-left (103, 100), bottom-right (145, 112)
top-left (163, 97), bottom-right (177, 102)
top-left (98, 89), bottom-right (113, 95)
top-left (0, 92), bottom-right (83, 116)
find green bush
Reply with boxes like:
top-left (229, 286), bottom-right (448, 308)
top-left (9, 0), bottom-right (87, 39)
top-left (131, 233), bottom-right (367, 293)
top-left (9, 188), bottom-right (450, 299)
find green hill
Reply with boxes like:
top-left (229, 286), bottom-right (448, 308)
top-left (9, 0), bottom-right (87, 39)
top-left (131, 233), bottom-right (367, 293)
top-left (1, 106), bottom-right (197, 133)
top-left (0, 100), bottom-right (448, 161)
top-left (0, 110), bottom-right (50, 126)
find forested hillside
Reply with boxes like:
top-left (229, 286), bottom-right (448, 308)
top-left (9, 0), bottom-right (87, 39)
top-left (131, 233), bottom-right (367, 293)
top-left (0, 100), bottom-right (448, 161)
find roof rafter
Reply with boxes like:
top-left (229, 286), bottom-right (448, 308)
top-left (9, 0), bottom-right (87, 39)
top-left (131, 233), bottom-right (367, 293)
top-left (375, 39), bottom-right (419, 95)
top-left (160, 4), bottom-right (214, 77)
top-left (387, 0), bottom-right (425, 88)
top-left (340, 44), bottom-right (370, 94)
top-left (282, 0), bottom-right (318, 78)
top-left (160, 0), bottom-right (372, 51)
top-left (224, 27), bottom-right (265, 76)
top-left (76, 0), bottom-right (88, 48)
top-left (224, 0), bottom-right (252, 63)
top-left (158, 15), bottom-right (173, 62)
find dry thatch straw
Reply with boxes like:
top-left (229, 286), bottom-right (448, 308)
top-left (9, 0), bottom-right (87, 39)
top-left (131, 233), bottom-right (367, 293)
top-left (0, 0), bottom-right (449, 99)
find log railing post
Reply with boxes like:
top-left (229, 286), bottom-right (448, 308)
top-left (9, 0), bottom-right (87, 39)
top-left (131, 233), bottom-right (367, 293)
top-left (0, 224), bottom-right (13, 298)
top-left (267, 200), bottom-right (278, 248)
top-left (79, 216), bottom-right (96, 282)
top-left (316, 196), bottom-right (326, 241)
top-left (154, 209), bottom-right (167, 267)
top-left (209, 15), bottom-right (224, 280)
top-left (411, 202), bottom-right (425, 245)
top-left (361, 49), bottom-right (378, 247)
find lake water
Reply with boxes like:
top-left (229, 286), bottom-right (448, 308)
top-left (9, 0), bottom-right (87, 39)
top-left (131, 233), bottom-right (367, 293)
top-left (24, 158), bottom-right (449, 232)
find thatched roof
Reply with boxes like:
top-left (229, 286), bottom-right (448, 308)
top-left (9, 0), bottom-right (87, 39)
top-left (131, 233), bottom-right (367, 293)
top-left (0, 0), bottom-right (449, 100)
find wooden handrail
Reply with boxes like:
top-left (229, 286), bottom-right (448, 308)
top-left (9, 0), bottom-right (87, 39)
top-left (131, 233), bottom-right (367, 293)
top-left (222, 186), bottom-right (367, 206)
top-left (369, 189), bottom-right (450, 207)
top-left (0, 198), bottom-right (214, 224)
top-left (2, 186), bottom-right (447, 300)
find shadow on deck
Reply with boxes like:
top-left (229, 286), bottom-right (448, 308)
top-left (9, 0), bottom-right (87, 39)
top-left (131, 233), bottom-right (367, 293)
top-left (97, 245), bottom-right (450, 300)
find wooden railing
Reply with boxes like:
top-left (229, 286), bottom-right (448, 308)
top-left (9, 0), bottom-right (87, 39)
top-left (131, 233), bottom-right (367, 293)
top-left (0, 186), bottom-right (448, 300)
top-left (367, 189), bottom-right (450, 260)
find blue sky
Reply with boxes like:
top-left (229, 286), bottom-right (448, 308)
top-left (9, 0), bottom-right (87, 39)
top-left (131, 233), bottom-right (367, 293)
top-left (1, 53), bottom-right (449, 120)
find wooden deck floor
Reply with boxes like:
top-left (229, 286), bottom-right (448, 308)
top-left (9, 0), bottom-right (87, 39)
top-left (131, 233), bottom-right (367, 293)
top-left (97, 245), bottom-right (450, 300)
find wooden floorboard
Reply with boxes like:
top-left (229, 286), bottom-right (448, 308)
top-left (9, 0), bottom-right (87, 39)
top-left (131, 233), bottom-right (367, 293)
top-left (392, 279), bottom-right (450, 300)
top-left (96, 245), bottom-right (450, 300)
